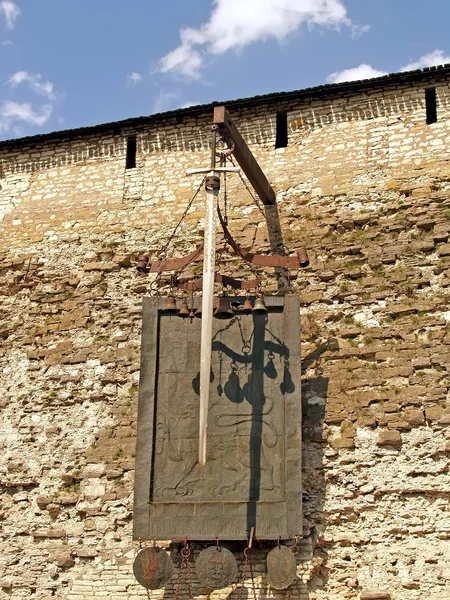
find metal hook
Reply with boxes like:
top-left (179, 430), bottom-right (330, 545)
top-left (181, 539), bottom-right (190, 558)
top-left (247, 526), bottom-right (254, 550)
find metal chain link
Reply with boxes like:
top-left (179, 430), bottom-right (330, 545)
top-left (158, 176), bottom-right (206, 260)
top-left (248, 549), bottom-right (258, 600)
top-left (174, 554), bottom-right (183, 600)
top-left (224, 157), bottom-right (288, 288)
top-left (223, 169), bottom-right (228, 225)
top-left (174, 543), bottom-right (194, 600)
top-left (217, 167), bottom-right (260, 286)
top-left (237, 548), bottom-right (250, 600)
top-left (228, 156), bottom-right (291, 255)
top-left (184, 547), bottom-right (194, 599)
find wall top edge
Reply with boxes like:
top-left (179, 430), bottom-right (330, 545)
top-left (0, 64), bottom-right (449, 151)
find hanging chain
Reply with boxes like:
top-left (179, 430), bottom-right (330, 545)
top-left (157, 176), bottom-right (206, 261)
top-left (174, 554), bottom-right (183, 600)
top-left (237, 548), bottom-right (250, 600)
top-left (248, 548), bottom-right (258, 600)
top-left (184, 546), bottom-right (194, 599)
top-left (215, 239), bottom-right (229, 272)
top-left (222, 179), bottom-right (261, 285)
top-left (223, 169), bottom-right (228, 225)
top-left (228, 156), bottom-right (291, 255)
top-left (174, 543), bottom-right (194, 600)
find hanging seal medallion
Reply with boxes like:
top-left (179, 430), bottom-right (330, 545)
top-left (195, 546), bottom-right (238, 589)
top-left (133, 547), bottom-right (174, 590)
top-left (267, 545), bottom-right (297, 590)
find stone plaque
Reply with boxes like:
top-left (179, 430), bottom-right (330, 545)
top-left (133, 295), bottom-right (302, 540)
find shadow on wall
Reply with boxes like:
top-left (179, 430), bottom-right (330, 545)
top-left (300, 339), bottom-right (332, 597)
top-left (160, 332), bottom-right (332, 600)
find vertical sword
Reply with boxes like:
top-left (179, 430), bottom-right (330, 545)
top-left (186, 128), bottom-right (240, 466)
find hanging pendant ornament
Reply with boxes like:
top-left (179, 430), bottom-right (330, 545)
top-left (195, 546), bottom-right (238, 589)
top-left (266, 544), bottom-right (297, 590)
top-left (133, 546), bottom-right (174, 590)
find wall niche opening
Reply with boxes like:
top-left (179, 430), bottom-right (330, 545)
top-left (275, 111), bottom-right (288, 148)
top-left (126, 134), bottom-right (137, 169)
top-left (425, 87), bottom-right (437, 125)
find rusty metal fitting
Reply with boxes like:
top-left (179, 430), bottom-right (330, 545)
top-left (136, 255), bottom-right (150, 273)
top-left (216, 135), bottom-right (235, 158)
top-left (297, 248), bottom-right (310, 268)
top-left (205, 175), bottom-right (220, 191)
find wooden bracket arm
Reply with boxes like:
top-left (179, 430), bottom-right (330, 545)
top-left (213, 106), bottom-right (276, 206)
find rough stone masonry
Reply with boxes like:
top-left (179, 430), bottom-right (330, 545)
top-left (0, 65), bottom-right (450, 600)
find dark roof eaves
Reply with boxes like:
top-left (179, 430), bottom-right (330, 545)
top-left (1, 64), bottom-right (449, 150)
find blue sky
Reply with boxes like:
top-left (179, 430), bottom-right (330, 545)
top-left (1, 0), bottom-right (449, 140)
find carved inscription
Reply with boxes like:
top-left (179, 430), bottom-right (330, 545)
top-left (152, 313), bottom-right (286, 502)
top-left (133, 296), bottom-right (302, 540)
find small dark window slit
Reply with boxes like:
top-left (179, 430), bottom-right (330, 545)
top-left (275, 111), bottom-right (288, 148)
top-left (425, 88), bottom-right (437, 124)
top-left (126, 134), bottom-right (137, 169)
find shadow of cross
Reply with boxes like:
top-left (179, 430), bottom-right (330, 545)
top-left (190, 312), bottom-right (296, 534)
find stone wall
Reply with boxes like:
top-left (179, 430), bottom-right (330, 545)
top-left (1, 71), bottom-right (450, 600)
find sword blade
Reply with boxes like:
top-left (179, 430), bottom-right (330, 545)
top-left (199, 176), bottom-right (218, 467)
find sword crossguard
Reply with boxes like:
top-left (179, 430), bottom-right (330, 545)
top-left (186, 167), bottom-right (241, 176)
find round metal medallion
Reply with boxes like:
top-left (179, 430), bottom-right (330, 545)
top-left (133, 547), bottom-right (174, 590)
top-left (195, 546), bottom-right (238, 589)
top-left (267, 545), bottom-right (296, 590)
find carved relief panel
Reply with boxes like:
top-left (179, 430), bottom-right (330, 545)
top-left (133, 295), bottom-right (302, 541)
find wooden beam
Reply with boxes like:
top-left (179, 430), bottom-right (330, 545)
top-left (213, 106), bottom-right (276, 206)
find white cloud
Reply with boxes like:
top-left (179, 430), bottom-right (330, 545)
top-left (8, 71), bottom-right (56, 99)
top-left (159, 0), bottom-right (361, 79)
top-left (153, 90), bottom-right (179, 113)
top-left (180, 101), bottom-right (200, 109)
top-left (327, 48), bottom-right (450, 85)
top-left (327, 63), bottom-right (387, 83)
top-left (401, 50), bottom-right (450, 72)
top-left (0, 1), bottom-right (20, 29)
top-left (0, 101), bottom-right (52, 132)
top-left (351, 23), bottom-right (370, 39)
top-left (127, 72), bottom-right (143, 85)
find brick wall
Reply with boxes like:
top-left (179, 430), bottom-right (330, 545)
top-left (0, 72), bottom-right (449, 600)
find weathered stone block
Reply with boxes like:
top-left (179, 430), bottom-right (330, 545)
top-left (33, 528), bottom-right (67, 539)
top-left (425, 406), bottom-right (444, 421)
top-left (437, 243), bottom-right (450, 256)
top-left (83, 261), bottom-right (120, 272)
top-left (72, 547), bottom-right (98, 558)
top-left (377, 430), bottom-right (402, 447)
top-left (54, 553), bottom-right (75, 568)
top-left (360, 591), bottom-right (391, 600)
top-left (403, 409), bottom-right (425, 426)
